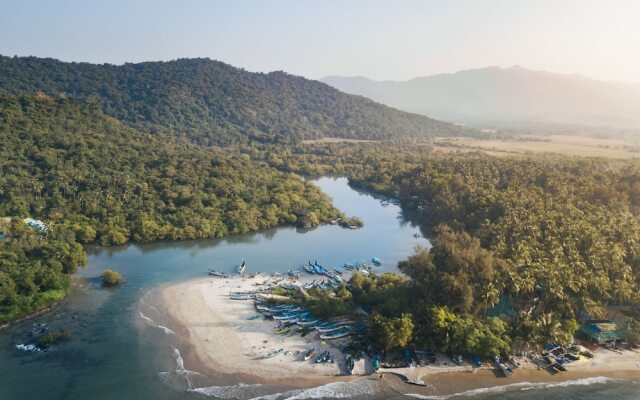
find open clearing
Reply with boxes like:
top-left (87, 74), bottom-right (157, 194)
top-left (434, 135), bottom-right (640, 159)
top-left (300, 137), bottom-right (380, 144)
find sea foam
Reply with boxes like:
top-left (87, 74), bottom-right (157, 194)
top-left (138, 311), bottom-right (175, 335)
top-left (406, 376), bottom-right (618, 399)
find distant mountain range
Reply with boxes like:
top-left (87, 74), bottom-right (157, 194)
top-left (322, 66), bottom-right (640, 130)
top-left (0, 56), bottom-right (472, 144)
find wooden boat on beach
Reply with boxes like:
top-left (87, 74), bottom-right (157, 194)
top-left (259, 348), bottom-right (283, 359)
top-left (345, 354), bottom-right (355, 374)
top-left (296, 318), bottom-right (320, 326)
top-left (237, 259), bottom-right (246, 274)
top-left (494, 356), bottom-right (514, 376)
top-left (304, 347), bottom-right (316, 361)
top-left (317, 324), bottom-right (348, 333)
top-left (208, 269), bottom-right (227, 278)
top-left (320, 329), bottom-right (352, 340)
top-left (230, 294), bottom-right (254, 300)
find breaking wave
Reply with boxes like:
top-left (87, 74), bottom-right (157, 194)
top-left (191, 383), bottom-right (270, 399)
top-left (247, 378), bottom-right (380, 400)
top-left (139, 311), bottom-right (175, 335)
top-left (190, 377), bottom-right (380, 400)
top-left (158, 346), bottom-right (204, 391)
top-left (405, 376), bottom-right (619, 399)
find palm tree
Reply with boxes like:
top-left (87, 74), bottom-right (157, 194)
top-left (535, 312), bottom-right (564, 345)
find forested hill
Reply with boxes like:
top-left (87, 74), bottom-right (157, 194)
top-left (0, 93), bottom-right (339, 246)
top-left (0, 56), bottom-right (471, 145)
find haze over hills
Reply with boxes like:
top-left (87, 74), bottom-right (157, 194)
top-left (0, 56), bottom-right (472, 145)
top-left (322, 66), bottom-right (640, 130)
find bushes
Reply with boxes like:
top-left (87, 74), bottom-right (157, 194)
top-left (101, 269), bottom-right (123, 287)
top-left (38, 330), bottom-right (72, 348)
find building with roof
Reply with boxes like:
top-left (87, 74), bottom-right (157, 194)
top-left (579, 320), bottom-right (623, 344)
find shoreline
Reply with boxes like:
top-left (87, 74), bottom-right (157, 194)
top-left (144, 275), bottom-right (640, 396)
top-left (146, 276), bottom-right (354, 389)
top-left (0, 300), bottom-right (65, 331)
top-left (0, 278), bottom-right (76, 331)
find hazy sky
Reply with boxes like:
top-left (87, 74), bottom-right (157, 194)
top-left (1, 0), bottom-right (639, 82)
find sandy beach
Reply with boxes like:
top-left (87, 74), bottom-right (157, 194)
top-left (153, 275), bottom-right (356, 387)
top-left (144, 275), bottom-right (640, 395)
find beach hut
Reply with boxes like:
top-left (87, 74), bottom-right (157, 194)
top-left (579, 320), bottom-right (623, 345)
top-left (25, 218), bottom-right (48, 232)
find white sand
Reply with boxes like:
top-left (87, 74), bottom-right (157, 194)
top-left (160, 276), bottom-right (346, 380)
top-left (566, 348), bottom-right (640, 373)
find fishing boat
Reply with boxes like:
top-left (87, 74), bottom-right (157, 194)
top-left (546, 354), bottom-right (567, 371)
top-left (313, 261), bottom-right (325, 274)
top-left (281, 283), bottom-right (300, 290)
top-left (372, 355), bottom-right (380, 371)
top-left (405, 379), bottom-right (427, 386)
top-left (314, 321), bottom-right (339, 329)
top-left (271, 278), bottom-right (285, 286)
top-left (472, 355), bottom-right (482, 367)
top-left (262, 306), bottom-right (301, 315)
top-left (334, 266), bottom-right (344, 275)
top-left (371, 257), bottom-right (382, 266)
top-left (273, 313), bottom-right (309, 322)
top-left (271, 311), bottom-right (303, 320)
top-left (404, 348), bottom-right (415, 367)
top-left (287, 269), bottom-right (300, 279)
top-left (324, 280), bottom-right (338, 289)
top-left (303, 280), bottom-right (316, 290)
top-left (273, 314), bottom-right (305, 322)
top-left (345, 354), bottom-right (355, 374)
top-left (569, 345), bottom-right (593, 358)
top-left (304, 347), bottom-right (316, 361)
top-left (314, 322), bottom-right (339, 330)
top-left (247, 314), bottom-right (261, 320)
top-left (277, 320), bottom-right (297, 330)
top-left (543, 355), bottom-right (562, 372)
top-left (230, 294), bottom-right (254, 300)
top-left (315, 351), bottom-right (333, 363)
top-left (208, 269), bottom-right (227, 278)
top-left (303, 264), bottom-right (314, 274)
top-left (334, 274), bottom-right (343, 283)
top-left (320, 328), bottom-right (352, 340)
top-left (237, 259), bottom-right (246, 274)
top-left (494, 356), bottom-right (514, 376)
top-left (275, 327), bottom-right (291, 335)
top-left (259, 348), bottom-right (283, 359)
top-left (296, 318), bottom-right (320, 326)
top-left (317, 324), bottom-right (348, 333)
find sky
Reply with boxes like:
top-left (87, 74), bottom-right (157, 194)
top-left (1, 0), bottom-right (639, 83)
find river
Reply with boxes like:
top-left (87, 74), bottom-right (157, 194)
top-left (0, 177), bottom-right (638, 400)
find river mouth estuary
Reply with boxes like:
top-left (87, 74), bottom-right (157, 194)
top-left (1, 177), bottom-right (638, 400)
